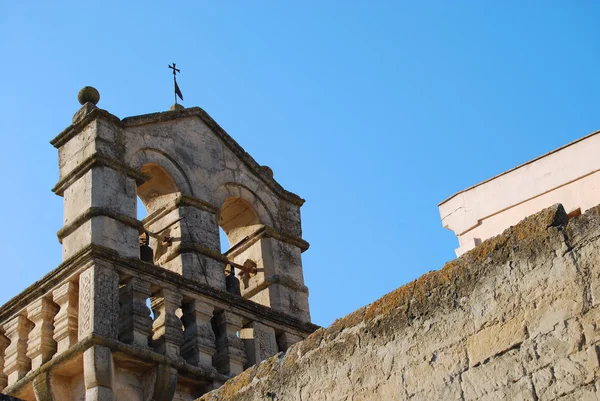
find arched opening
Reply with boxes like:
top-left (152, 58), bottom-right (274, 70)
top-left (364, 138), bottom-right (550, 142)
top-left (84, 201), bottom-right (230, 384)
top-left (136, 163), bottom-right (181, 265)
top-left (137, 163), bottom-right (180, 214)
top-left (219, 196), bottom-right (262, 249)
top-left (219, 197), bottom-right (264, 297)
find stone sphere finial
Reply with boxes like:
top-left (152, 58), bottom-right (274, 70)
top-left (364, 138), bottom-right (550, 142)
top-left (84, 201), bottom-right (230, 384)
top-left (78, 86), bottom-right (100, 106)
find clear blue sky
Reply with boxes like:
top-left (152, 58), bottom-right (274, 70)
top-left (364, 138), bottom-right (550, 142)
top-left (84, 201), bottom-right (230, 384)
top-left (1, 2), bottom-right (599, 327)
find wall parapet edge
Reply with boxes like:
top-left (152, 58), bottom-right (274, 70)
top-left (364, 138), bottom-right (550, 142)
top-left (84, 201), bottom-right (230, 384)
top-left (200, 202), bottom-right (600, 401)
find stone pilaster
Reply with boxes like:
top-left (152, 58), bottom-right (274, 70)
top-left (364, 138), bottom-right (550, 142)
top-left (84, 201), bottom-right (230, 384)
top-left (213, 311), bottom-right (247, 375)
top-left (26, 298), bottom-right (59, 370)
top-left (52, 281), bottom-right (79, 354)
top-left (78, 262), bottom-right (120, 340)
top-left (84, 345), bottom-right (114, 401)
top-left (232, 235), bottom-right (310, 322)
top-left (181, 299), bottom-right (215, 366)
top-left (119, 277), bottom-right (152, 347)
top-left (3, 314), bottom-right (34, 386)
top-left (148, 196), bottom-right (226, 290)
top-left (52, 105), bottom-right (142, 261)
top-left (239, 322), bottom-right (278, 366)
top-left (151, 288), bottom-right (183, 357)
top-left (0, 330), bottom-right (9, 391)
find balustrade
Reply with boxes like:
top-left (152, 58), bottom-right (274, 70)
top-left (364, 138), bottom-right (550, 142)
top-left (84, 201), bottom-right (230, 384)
top-left (0, 262), bottom-right (312, 396)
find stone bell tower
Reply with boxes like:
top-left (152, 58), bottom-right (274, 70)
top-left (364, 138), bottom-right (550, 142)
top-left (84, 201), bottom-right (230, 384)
top-left (0, 87), bottom-right (316, 401)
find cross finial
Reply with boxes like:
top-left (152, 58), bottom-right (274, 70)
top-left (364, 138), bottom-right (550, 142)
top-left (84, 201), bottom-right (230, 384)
top-left (168, 63), bottom-right (184, 105)
top-left (168, 63), bottom-right (180, 76)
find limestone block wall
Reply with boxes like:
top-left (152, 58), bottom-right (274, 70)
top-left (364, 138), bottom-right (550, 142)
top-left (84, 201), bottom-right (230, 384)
top-left (200, 203), bottom-right (600, 401)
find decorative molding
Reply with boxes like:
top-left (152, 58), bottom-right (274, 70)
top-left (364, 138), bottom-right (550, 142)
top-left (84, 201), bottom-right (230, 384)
top-left (161, 242), bottom-right (228, 266)
top-left (142, 194), bottom-right (217, 228)
top-left (2, 333), bottom-right (228, 398)
top-left (50, 108), bottom-right (121, 149)
top-left (120, 107), bottom-right (305, 206)
top-left (225, 225), bottom-right (309, 258)
top-left (52, 155), bottom-right (149, 196)
top-left (57, 207), bottom-right (143, 243)
top-left (0, 244), bottom-right (318, 339)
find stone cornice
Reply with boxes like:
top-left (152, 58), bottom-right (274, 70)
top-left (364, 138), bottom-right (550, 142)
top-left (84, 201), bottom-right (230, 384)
top-left (242, 274), bottom-right (309, 300)
top-left (0, 244), bottom-right (319, 335)
top-left (263, 225), bottom-right (310, 252)
top-left (226, 225), bottom-right (310, 258)
top-left (177, 194), bottom-right (219, 213)
top-left (142, 194), bottom-right (218, 228)
top-left (56, 207), bottom-right (143, 243)
top-left (50, 107), bottom-right (305, 207)
top-left (52, 155), bottom-right (150, 196)
top-left (2, 333), bottom-right (227, 398)
top-left (161, 242), bottom-right (228, 265)
top-left (50, 108), bottom-right (121, 149)
top-left (120, 107), bottom-right (305, 207)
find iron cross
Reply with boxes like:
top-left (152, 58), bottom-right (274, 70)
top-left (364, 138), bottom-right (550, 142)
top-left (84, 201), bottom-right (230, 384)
top-left (168, 63), bottom-right (180, 76)
top-left (168, 63), bottom-right (184, 104)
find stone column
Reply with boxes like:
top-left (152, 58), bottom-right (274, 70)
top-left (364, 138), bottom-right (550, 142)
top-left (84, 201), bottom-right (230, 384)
top-left (230, 233), bottom-right (310, 322)
top-left (151, 288), bottom-right (183, 358)
top-left (119, 277), bottom-right (152, 347)
top-left (51, 93), bottom-right (143, 261)
top-left (3, 314), bottom-right (34, 386)
top-left (26, 298), bottom-right (59, 370)
top-left (213, 311), bottom-right (247, 376)
top-left (149, 196), bottom-right (226, 290)
top-left (84, 345), bottom-right (114, 401)
top-left (181, 299), bottom-right (215, 366)
top-left (53, 281), bottom-right (79, 354)
top-left (78, 262), bottom-right (120, 340)
top-left (239, 322), bottom-right (278, 366)
top-left (0, 330), bottom-right (9, 391)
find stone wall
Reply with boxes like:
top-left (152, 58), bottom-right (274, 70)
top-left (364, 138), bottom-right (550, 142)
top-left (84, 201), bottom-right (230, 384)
top-left (199, 203), bottom-right (600, 401)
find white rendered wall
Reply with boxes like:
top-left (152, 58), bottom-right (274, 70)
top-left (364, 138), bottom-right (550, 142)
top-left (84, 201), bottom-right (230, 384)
top-left (439, 130), bottom-right (600, 256)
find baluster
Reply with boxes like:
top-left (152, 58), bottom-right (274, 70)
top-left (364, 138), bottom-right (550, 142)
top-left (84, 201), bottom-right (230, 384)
top-left (119, 277), bottom-right (152, 347)
top-left (27, 298), bottom-right (59, 370)
top-left (213, 311), bottom-right (246, 376)
top-left (239, 322), bottom-right (278, 366)
top-left (151, 288), bottom-right (183, 357)
top-left (53, 281), bottom-right (79, 354)
top-left (3, 314), bottom-right (34, 386)
top-left (0, 330), bottom-right (9, 391)
top-left (181, 299), bottom-right (215, 366)
top-left (276, 331), bottom-right (303, 352)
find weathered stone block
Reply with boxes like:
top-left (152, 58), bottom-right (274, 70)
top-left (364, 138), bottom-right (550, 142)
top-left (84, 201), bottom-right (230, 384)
top-left (466, 312), bottom-right (526, 367)
top-left (78, 263), bottom-right (120, 339)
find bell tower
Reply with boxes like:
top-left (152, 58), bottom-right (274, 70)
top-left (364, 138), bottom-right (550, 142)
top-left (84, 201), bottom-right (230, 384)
top-left (0, 87), bottom-right (316, 401)
top-left (54, 86), bottom-right (312, 321)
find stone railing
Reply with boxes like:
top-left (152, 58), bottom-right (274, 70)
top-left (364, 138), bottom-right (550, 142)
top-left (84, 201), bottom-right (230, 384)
top-left (0, 245), bottom-right (317, 399)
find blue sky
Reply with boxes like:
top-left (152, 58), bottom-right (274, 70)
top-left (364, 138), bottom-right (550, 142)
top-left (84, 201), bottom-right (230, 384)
top-left (1, 2), bottom-right (599, 327)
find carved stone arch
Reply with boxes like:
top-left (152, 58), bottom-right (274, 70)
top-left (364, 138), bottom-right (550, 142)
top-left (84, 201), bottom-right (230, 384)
top-left (213, 183), bottom-right (276, 227)
top-left (213, 183), bottom-right (278, 246)
top-left (129, 148), bottom-right (193, 214)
